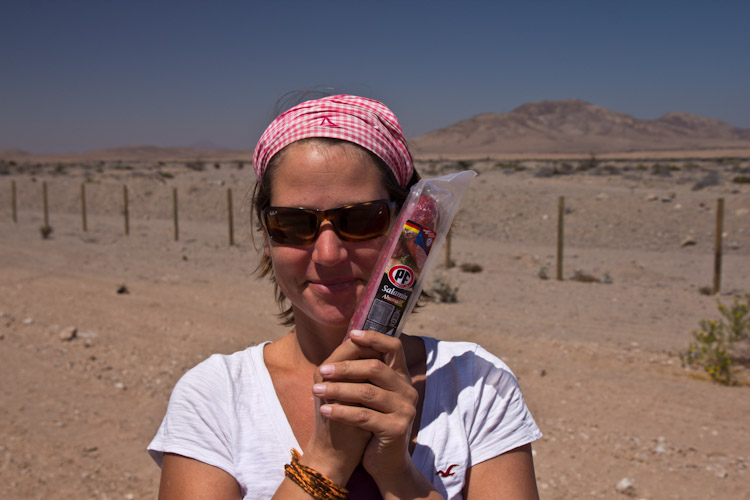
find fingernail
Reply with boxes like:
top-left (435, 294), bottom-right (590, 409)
top-left (349, 329), bottom-right (365, 337)
top-left (319, 404), bottom-right (332, 416)
top-left (319, 364), bottom-right (334, 376)
top-left (312, 383), bottom-right (326, 395)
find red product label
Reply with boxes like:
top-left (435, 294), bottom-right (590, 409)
top-left (388, 265), bottom-right (415, 288)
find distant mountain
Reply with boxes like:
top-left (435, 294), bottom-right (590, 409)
top-left (5, 100), bottom-right (750, 161)
top-left (0, 148), bottom-right (31, 158)
top-left (85, 145), bottom-right (230, 160)
top-left (186, 140), bottom-right (228, 150)
top-left (408, 99), bottom-right (750, 156)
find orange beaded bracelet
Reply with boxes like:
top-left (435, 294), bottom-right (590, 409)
top-left (284, 449), bottom-right (348, 500)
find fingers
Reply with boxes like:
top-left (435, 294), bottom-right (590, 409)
top-left (316, 384), bottom-right (417, 437)
top-left (322, 337), bottom-right (381, 363)
top-left (319, 330), bottom-right (410, 381)
top-left (347, 329), bottom-right (407, 369)
top-left (313, 378), bottom-right (418, 414)
top-left (313, 357), bottom-right (417, 424)
top-left (321, 356), bottom-right (409, 389)
top-left (312, 330), bottom-right (417, 432)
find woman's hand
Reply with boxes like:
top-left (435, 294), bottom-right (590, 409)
top-left (312, 329), bottom-right (420, 488)
top-left (300, 344), bottom-right (374, 487)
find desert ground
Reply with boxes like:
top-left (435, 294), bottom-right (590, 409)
top-left (1, 152), bottom-right (749, 499)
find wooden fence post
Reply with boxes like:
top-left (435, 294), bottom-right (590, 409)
top-left (173, 187), bottom-right (179, 241)
top-left (11, 180), bottom-right (17, 223)
top-left (81, 183), bottom-right (87, 231)
top-left (557, 196), bottom-right (564, 281)
top-left (714, 198), bottom-right (724, 294)
top-left (227, 188), bottom-right (234, 246)
top-left (123, 185), bottom-right (129, 236)
top-left (42, 181), bottom-right (49, 228)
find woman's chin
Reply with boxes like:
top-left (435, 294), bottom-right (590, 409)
top-left (298, 284), bottom-right (364, 327)
top-left (294, 303), bottom-right (356, 331)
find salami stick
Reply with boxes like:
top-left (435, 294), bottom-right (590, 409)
top-left (346, 171), bottom-right (476, 339)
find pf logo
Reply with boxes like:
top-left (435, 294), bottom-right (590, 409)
top-left (388, 265), bottom-right (414, 288)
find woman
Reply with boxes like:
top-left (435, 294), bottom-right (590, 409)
top-left (148, 95), bottom-right (542, 499)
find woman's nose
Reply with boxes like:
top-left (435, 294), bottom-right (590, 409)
top-left (311, 221), bottom-right (348, 265)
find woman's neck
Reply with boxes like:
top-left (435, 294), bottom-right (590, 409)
top-left (272, 316), bottom-right (349, 368)
top-left (295, 321), bottom-right (348, 365)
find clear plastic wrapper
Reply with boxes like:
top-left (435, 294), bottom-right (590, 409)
top-left (347, 170), bottom-right (476, 338)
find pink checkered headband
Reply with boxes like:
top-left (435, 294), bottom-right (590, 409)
top-left (252, 95), bottom-right (414, 188)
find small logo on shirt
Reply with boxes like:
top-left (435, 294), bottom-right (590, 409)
top-left (436, 464), bottom-right (459, 477)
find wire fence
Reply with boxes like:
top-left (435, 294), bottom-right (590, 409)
top-left (4, 177), bottom-right (254, 247)
top-left (2, 171), bottom-right (748, 295)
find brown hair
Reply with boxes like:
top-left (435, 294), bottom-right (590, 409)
top-left (251, 138), bottom-right (420, 326)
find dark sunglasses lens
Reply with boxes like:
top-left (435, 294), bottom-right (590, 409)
top-left (266, 209), bottom-right (317, 244)
top-left (338, 202), bottom-right (391, 241)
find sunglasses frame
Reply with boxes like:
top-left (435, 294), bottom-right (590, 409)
top-left (262, 199), bottom-right (396, 245)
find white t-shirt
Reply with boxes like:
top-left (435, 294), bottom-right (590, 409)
top-left (148, 337), bottom-right (542, 499)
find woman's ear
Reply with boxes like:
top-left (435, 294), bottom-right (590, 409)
top-left (263, 235), bottom-right (271, 257)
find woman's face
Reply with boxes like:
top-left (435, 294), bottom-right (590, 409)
top-left (264, 141), bottom-right (390, 331)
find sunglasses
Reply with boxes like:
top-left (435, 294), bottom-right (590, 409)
top-left (263, 199), bottom-right (396, 245)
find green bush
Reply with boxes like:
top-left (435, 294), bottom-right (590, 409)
top-left (681, 294), bottom-right (750, 384)
top-left (429, 278), bottom-right (459, 303)
top-left (186, 161), bottom-right (205, 171)
top-left (718, 294), bottom-right (750, 343)
top-left (495, 162), bottom-right (525, 172)
top-left (460, 262), bottom-right (483, 273)
top-left (578, 154), bottom-right (599, 171)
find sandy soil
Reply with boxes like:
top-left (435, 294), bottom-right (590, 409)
top-left (1, 157), bottom-right (750, 499)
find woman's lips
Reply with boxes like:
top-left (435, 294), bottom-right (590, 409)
top-left (307, 279), bottom-right (360, 294)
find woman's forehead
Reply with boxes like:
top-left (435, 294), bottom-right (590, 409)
top-left (270, 142), bottom-right (388, 206)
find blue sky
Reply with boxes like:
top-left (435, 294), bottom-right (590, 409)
top-left (2, 0), bottom-right (749, 153)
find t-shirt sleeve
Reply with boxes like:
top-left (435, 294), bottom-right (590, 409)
top-left (147, 354), bottom-right (237, 476)
top-left (465, 345), bottom-right (542, 467)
